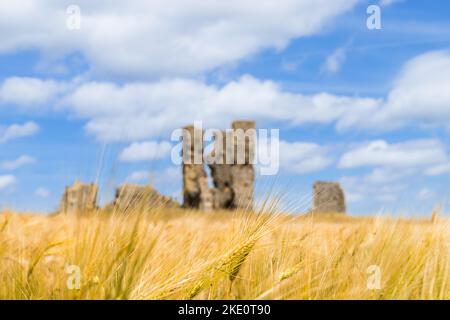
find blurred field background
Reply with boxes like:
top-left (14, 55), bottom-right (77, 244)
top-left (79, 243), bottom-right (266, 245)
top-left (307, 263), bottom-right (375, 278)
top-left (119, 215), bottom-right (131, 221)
top-left (0, 207), bottom-right (448, 300)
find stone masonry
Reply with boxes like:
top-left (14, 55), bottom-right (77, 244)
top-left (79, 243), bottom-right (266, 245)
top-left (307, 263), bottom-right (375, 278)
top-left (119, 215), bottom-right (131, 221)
top-left (229, 121), bottom-right (255, 209)
top-left (182, 125), bottom-right (213, 211)
top-left (312, 181), bottom-right (346, 214)
top-left (60, 180), bottom-right (98, 214)
top-left (208, 130), bottom-right (234, 209)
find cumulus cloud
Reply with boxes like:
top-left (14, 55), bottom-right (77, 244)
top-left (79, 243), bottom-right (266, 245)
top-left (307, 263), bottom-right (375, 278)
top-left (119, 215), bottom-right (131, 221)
top-left (0, 175), bottom-right (16, 191)
top-left (351, 50), bottom-right (450, 131)
top-left (383, 51), bottom-right (450, 127)
top-left (0, 77), bottom-right (64, 108)
top-left (339, 139), bottom-right (449, 170)
top-left (339, 139), bottom-right (450, 203)
top-left (341, 174), bottom-right (406, 203)
top-left (1, 50), bottom-right (449, 144)
top-left (59, 50), bottom-right (450, 138)
top-left (61, 75), bottom-right (379, 141)
top-left (119, 141), bottom-right (172, 162)
top-left (0, 122), bottom-right (39, 143)
top-left (0, 0), bottom-right (358, 78)
top-left (0, 0), bottom-right (446, 142)
top-left (0, 155), bottom-right (35, 170)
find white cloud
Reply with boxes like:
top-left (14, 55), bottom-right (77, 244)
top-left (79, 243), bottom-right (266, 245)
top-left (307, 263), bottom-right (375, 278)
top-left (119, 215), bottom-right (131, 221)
top-left (339, 139), bottom-right (449, 169)
top-left (279, 140), bottom-right (333, 174)
top-left (62, 75), bottom-right (379, 141)
top-left (351, 50), bottom-right (450, 131)
top-left (0, 175), bottom-right (16, 191)
top-left (0, 155), bottom-right (35, 170)
top-left (57, 50), bottom-right (450, 138)
top-left (0, 122), bottom-right (39, 143)
top-left (0, 0), bottom-right (358, 78)
top-left (321, 47), bottom-right (346, 74)
top-left (339, 139), bottom-right (450, 204)
top-left (35, 187), bottom-right (50, 198)
top-left (384, 50), bottom-right (450, 127)
top-left (2, 50), bottom-right (450, 143)
top-left (0, 77), bottom-right (63, 108)
top-left (363, 167), bottom-right (412, 185)
top-left (119, 141), bottom-right (172, 162)
top-left (340, 174), bottom-right (406, 204)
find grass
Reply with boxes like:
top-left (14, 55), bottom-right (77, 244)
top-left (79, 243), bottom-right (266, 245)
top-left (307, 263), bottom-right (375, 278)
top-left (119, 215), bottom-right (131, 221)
top-left (0, 207), bottom-right (448, 300)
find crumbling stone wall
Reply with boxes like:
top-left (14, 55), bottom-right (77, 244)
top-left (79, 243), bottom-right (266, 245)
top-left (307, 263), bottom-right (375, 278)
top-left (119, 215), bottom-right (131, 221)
top-left (60, 180), bottom-right (98, 214)
top-left (113, 183), bottom-right (178, 210)
top-left (313, 181), bottom-right (346, 214)
top-left (182, 125), bottom-right (213, 211)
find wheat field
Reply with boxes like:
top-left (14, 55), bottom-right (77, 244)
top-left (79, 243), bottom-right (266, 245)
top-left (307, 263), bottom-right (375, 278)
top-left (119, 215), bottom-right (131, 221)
top-left (0, 207), bottom-right (448, 300)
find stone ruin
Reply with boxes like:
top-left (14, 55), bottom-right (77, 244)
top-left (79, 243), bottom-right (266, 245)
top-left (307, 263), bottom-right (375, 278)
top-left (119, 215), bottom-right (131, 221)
top-left (312, 181), bottom-right (346, 214)
top-left (60, 180), bottom-right (98, 214)
top-left (113, 183), bottom-right (178, 211)
top-left (209, 121), bottom-right (255, 210)
top-left (58, 123), bottom-right (348, 216)
top-left (60, 180), bottom-right (178, 214)
top-left (182, 125), bottom-right (213, 211)
top-left (182, 121), bottom-right (255, 211)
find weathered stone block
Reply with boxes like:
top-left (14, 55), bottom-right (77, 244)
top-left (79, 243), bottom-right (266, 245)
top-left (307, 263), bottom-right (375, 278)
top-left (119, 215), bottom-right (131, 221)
top-left (211, 186), bottom-right (234, 209)
top-left (313, 181), bottom-right (346, 214)
top-left (231, 165), bottom-right (254, 209)
top-left (60, 180), bottom-right (98, 214)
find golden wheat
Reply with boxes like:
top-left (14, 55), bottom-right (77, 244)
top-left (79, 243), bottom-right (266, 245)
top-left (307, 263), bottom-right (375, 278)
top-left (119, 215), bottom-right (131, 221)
top-left (0, 208), bottom-right (448, 300)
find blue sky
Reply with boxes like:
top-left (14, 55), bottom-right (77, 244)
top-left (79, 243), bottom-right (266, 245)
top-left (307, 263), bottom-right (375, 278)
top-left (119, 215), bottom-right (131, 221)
top-left (1, 0), bottom-right (450, 216)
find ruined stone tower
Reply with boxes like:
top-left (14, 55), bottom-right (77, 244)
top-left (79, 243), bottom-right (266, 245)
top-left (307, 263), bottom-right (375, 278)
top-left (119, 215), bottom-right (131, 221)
top-left (182, 125), bottom-right (213, 211)
top-left (312, 181), bottom-right (346, 214)
top-left (182, 121), bottom-right (256, 211)
top-left (209, 121), bottom-right (256, 210)
top-left (60, 180), bottom-right (98, 214)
